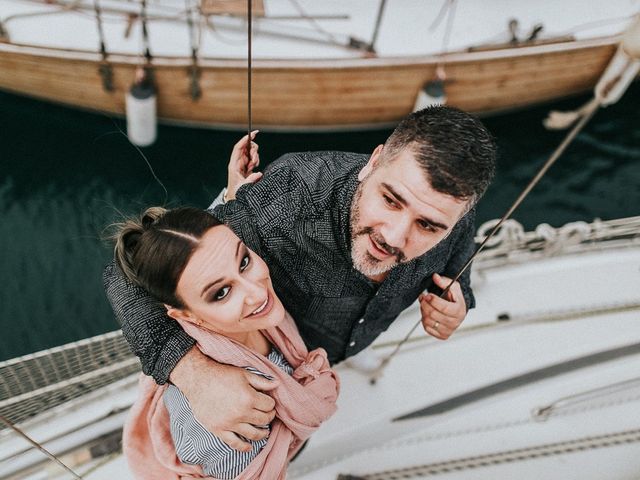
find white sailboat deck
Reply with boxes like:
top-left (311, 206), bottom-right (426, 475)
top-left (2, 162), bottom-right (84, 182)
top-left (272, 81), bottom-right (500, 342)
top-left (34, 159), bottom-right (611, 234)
top-left (2, 0), bottom-right (637, 59)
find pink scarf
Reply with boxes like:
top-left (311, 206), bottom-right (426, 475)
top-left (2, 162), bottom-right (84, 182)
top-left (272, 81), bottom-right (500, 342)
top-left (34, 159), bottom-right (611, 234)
top-left (123, 312), bottom-right (339, 479)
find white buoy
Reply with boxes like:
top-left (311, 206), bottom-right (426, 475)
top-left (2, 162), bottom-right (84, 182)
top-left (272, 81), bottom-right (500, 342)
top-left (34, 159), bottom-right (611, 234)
top-left (413, 78), bottom-right (447, 112)
top-left (595, 16), bottom-right (640, 106)
top-left (126, 68), bottom-right (157, 147)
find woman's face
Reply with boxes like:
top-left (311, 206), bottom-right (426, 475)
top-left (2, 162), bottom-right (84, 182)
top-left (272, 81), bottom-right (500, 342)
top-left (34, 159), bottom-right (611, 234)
top-left (169, 225), bottom-right (285, 341)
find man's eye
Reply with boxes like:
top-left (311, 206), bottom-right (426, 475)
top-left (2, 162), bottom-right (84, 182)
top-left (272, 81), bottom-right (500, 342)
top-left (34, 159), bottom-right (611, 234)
top-left (383, 195), bottom-right (397, 207)
top-left (213, 286), bottom-right (230, 301)
top-left (418, 220), bottom-right (435, 232)
top-left (240, 254), bottom-right (250, 271)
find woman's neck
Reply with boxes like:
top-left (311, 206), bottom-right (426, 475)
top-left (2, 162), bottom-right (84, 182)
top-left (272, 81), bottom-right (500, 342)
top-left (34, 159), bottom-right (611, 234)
top-left (230, 330), bottom-right (271, 356)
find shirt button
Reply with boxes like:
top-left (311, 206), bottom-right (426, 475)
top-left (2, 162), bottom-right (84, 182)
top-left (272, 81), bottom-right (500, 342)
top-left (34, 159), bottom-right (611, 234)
top-left (358, 318), bottom-right (364, 324)
top-left (349, 341), bottom-right (356, 347)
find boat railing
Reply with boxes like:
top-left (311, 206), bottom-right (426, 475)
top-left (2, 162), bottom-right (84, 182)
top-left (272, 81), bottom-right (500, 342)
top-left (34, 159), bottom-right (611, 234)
top-left (0, 330), bottom-right (139, 430)
top-left (474, 215), bottom-right (640, 268)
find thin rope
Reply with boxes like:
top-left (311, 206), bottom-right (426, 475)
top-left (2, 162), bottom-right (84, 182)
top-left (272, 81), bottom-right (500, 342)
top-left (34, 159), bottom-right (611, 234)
top-left (287, 0), bottom-right (342, 46)
top-left (436, 0), bottom-right (457, 76)
top-left (247, 0), bottom-right (253, 147)
top-left (369, 98), bottom-right (601, 384)
top-left (185, 0), bottom-right (201, 99)
top-left (93, 0), bottom-right (107, 57)
top-left (368, 0), bottom-right (387, 53)
top-left (0, 415), bottom-right (84, 479)
top-left (141, 0), bottom-right (152, 64)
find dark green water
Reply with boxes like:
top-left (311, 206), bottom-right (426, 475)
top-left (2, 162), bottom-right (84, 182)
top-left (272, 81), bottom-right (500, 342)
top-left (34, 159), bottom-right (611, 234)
top-left (1, 84), bottom-right (639, 361)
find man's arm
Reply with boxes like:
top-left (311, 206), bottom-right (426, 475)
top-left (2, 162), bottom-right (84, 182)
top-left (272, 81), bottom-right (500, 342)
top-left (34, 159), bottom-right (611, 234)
top-left (103, 261), bottom-right (194, 382)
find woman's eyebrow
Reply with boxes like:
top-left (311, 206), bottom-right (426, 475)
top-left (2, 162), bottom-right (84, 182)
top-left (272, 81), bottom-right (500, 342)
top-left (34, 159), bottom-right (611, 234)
top-left (201, 240), bottom-right (242, 296)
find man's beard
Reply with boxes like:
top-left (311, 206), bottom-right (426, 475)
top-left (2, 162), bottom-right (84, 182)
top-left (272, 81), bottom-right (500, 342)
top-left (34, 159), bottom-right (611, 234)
top-left (350, 183), bottom-right (406, 277)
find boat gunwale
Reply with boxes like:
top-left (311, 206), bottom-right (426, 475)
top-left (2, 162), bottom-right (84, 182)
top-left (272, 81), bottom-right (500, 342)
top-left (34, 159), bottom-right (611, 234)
top-left (0, 34), bottom-right (621, 69)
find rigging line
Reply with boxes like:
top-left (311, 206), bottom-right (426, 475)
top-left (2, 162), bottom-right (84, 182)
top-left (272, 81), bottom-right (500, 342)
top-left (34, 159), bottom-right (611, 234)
top-left (436, 0), bottom-right (457, 75)
top-left (369, 98), bottom-right (601, 384)
top-left (368, 0), bottom-right (387, 53)
top-left (0, 414), bottom-right (84, 479)
top-left (287, 0), bottom-right (341, 45)
top-left (441, 0), bottom-right (457, 55)
top-left (247, 0), bottom-right (253, 150)
top-left (141, 0), bottom-right (152, 64)
top-left (93, 0), bottom-right (107, 57)
top-left (428, 0), bottom-right (452, 32)
top-left (1, 0), bottom-right (83, 25)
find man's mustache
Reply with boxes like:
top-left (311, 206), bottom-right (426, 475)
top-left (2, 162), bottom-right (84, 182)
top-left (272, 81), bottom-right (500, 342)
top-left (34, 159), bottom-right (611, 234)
top-left (354, 226), bottom-right (406, 263)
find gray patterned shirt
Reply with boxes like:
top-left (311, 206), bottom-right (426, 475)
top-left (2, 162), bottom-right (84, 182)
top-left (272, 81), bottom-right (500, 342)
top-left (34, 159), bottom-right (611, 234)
top-left (103, 151), bottom-right (476, 384)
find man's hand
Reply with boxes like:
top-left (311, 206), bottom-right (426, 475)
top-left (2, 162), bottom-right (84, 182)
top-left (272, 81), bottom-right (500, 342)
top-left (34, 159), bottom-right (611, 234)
top-left (419, 273), bottom-right (467, 340)
top-left (226, 130), bottom-right (262, 201)
top-left (170, 347), bottom-right (279, 451)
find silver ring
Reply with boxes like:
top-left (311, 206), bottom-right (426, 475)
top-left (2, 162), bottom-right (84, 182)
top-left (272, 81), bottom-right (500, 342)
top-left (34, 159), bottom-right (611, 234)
top-left (434, 321), bottom-right (440, 331)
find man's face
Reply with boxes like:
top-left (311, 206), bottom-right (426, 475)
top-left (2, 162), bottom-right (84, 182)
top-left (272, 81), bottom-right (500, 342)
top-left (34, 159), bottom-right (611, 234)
top-left (350, 146), bottom-right (468, 280)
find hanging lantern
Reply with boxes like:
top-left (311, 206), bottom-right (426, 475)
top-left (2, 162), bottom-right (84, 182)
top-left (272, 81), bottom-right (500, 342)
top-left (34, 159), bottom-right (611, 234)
top-left (413, 77), bottom-right (447, 112)
top-left (126, 67), bottom-right (157, 147)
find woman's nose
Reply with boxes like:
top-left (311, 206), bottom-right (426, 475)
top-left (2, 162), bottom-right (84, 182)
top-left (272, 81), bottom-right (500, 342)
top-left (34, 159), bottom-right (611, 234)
top-left (241, 277), bottom-right (267, 306)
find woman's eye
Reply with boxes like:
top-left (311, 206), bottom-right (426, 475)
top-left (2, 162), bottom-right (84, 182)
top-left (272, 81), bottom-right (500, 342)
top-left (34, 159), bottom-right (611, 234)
top-left (213, 286), bottom-right (230, 301)
top-left (240, 254), bottom-right (250, 271)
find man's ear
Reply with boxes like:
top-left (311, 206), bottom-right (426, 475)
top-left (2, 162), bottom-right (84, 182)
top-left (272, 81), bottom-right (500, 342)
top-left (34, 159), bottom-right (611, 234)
top-left (358, 144), bottom-right (384, 181)
top-left (165, 304), bottom-right (197, 325)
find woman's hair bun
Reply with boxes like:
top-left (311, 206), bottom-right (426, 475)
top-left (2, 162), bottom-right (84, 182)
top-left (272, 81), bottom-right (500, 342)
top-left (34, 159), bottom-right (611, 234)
top-left (141, 206), bottom-right (168, 229)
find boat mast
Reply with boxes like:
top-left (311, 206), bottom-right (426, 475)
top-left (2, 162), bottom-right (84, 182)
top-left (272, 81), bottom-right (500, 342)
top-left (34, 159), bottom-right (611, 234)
top-left (367, 0), bottom-right (387, 54)
top-left (93, 0), bottom-right (114, 92)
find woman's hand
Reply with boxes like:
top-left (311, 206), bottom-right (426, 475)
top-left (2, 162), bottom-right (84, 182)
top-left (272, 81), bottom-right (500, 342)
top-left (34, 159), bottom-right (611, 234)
top-left (226, 130), bottom-right (262, 201)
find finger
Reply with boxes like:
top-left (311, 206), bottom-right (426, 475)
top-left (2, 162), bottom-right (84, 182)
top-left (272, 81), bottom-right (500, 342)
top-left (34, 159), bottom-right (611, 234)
top-left (247, 408), bottom-right (276, 426)
top-left (218, 430), bottom-right (252, 452)
top-left (252, 390), bottom-right (276, 412)
top-left (234, 423), bottom-right (270, 442)
top-left (246, 371), bottom-right (280, 392)
top-left (233, 133), bottom-right (251, 151)
top-left (437, 273), bottom-right (463, 304)
top-left (239, 172), bottom-right (263, 186)
top-left (249, 151), bottom-right (260, 168)
top-left (421, 308), bottom-right (454, 335)
top-left (423, 322), bottom-right (446, 340)
top-left (424, 293), bottom-right (457, 316)
top-left (250, 129), bottom-right (259, 139)
top-left (423, 307), bottom-right (450, 326)
top-left (432, 273), bottom-right (459, 302)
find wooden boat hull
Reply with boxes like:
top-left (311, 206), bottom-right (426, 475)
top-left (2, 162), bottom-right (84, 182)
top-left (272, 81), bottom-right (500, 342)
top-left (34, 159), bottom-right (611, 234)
top-left (0, 36), bottom-right (622, 130)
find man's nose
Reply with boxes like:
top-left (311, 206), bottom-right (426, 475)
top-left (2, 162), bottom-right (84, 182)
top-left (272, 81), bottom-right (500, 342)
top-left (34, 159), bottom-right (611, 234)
top-left (380, 217), bottom-right (410, 250)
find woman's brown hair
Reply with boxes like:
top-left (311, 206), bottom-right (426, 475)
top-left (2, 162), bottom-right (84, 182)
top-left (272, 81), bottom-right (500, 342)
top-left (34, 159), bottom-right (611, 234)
top-left (112, 207), bottom-right (222, 307)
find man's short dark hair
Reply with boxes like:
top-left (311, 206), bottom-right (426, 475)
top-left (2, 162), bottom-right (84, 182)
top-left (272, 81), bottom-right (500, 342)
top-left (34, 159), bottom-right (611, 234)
top-left (382, 106), bottom-right (496, 203)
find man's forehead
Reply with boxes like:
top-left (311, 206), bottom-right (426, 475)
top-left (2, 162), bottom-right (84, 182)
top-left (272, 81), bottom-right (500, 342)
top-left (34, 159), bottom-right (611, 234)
top-left (376, 157), bottom-right (467, 223)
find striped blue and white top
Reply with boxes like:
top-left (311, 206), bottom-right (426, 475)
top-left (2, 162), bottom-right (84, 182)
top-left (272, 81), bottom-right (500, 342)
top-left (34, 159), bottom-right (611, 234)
top-left (163, 348), bottom-right (293, 479)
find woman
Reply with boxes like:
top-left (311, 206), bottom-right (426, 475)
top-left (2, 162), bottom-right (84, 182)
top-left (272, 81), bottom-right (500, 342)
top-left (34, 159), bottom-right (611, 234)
top-left (113, 180), bottom-right (339, 478)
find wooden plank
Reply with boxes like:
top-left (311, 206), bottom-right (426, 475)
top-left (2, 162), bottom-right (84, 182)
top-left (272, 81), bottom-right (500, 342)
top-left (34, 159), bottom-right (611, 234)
top-left (0, 40), bottom-right (626, 129)
top-left (200, 0), bottom-right (265, 16)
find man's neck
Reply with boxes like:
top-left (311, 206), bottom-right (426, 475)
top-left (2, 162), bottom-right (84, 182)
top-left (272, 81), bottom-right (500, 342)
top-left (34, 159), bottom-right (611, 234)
top-left (367, 271), bottom-right (389, 284)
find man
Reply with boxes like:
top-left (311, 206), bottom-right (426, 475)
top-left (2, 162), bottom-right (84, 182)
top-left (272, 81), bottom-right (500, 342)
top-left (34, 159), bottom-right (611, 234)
top-left (104, 106), bottom-right (496, 451)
